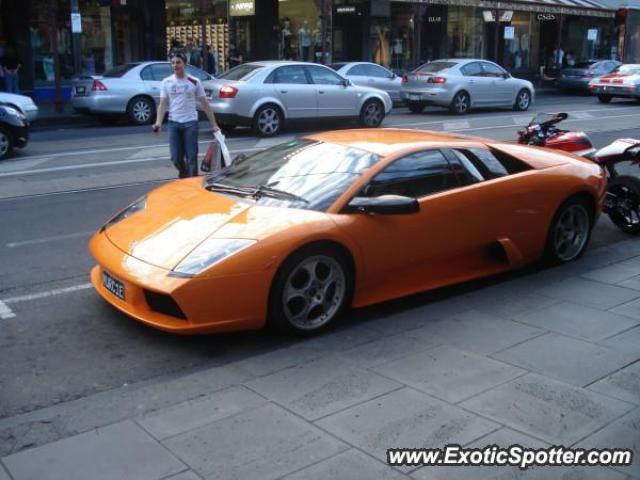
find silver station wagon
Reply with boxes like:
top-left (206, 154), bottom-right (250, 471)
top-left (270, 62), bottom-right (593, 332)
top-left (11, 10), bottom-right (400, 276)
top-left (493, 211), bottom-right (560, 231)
top-left (401, 59), bottom-right (535, 115)
top-left (71, 61), bottom-right (217, 125)
top-left (208, 61), bottom-right (393, 136)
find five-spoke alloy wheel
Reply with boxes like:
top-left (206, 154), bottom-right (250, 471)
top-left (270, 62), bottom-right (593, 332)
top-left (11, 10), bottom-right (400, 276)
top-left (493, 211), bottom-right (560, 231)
top-left (359, 99), bottom-right (385, 127)
top-left (545, 198), bottom-right (592, 263)
top-left (450, 91), bottom-right (470, 115)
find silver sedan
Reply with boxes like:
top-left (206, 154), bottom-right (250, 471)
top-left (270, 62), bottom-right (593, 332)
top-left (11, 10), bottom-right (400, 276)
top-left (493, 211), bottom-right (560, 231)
top-left (330, 62), bottom-right (402, 103)
top-left (208, 61), bottom-right (393, 136)
top-left (71, 61), bottom-right (218, 125)
top-left (401, 59), bottom-right (535, 115)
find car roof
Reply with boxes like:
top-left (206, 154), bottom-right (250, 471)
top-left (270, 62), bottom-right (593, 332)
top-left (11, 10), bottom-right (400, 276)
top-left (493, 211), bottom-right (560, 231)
top-left (305, 128), bottom-right (488, 157)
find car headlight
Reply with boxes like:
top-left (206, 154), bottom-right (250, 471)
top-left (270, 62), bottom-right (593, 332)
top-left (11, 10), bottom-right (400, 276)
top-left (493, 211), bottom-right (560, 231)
top-left (100, 195), bottom-right (147, 231)
top-left (170, 238), bottom-right (256, 277)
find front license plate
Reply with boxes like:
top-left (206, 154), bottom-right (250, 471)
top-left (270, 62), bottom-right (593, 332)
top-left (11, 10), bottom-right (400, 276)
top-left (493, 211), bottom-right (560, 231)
top-left (102, 270), bottom-right (125, 300)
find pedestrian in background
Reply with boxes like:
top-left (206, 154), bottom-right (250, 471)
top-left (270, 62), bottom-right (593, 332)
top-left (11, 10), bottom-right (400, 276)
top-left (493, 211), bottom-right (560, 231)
top-left (152, 51), bottom-right (220, 178)
top-left (1, 47), bottom-right (21, 93)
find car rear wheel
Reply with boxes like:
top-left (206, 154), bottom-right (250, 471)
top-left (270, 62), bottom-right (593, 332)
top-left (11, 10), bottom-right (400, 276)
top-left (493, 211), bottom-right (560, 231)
top-left (127, 96), bottom-right (155, 125)
top-left (450, 91), bottom-right (470, 114)
top-left (252, 104), bottom-right (283, 137)
top-left (359, 99), bottom-right (384, 127)
top-left (268, 246), bottom-right (353, 335)
top-left (514, 89), bottom-right (531, 111)
top-left (598, 94), bottom-right (612, 104)
top-left (406, 102), bottom-right (426, 114)
top-left (0, 127), bottom-right (14, 160)
top-left (544, 197), bottom-right (592, 264)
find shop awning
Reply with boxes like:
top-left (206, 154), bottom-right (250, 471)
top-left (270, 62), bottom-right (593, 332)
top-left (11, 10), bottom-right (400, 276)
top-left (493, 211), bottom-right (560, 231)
top-left (393, 0), bottom-right (615, 17)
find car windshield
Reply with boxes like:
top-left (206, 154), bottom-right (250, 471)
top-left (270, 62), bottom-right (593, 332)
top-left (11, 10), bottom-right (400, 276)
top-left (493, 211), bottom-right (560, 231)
top-left (416, 61), bottom-right (457, 73)
top-left (205, 139), bottom-right (381, 211)
top-left (217, 64), bottom-right (264, 81)
top-left (613, 64), bottom-right (640, 75)
top-left (102, 64), bottom-right (139, 78)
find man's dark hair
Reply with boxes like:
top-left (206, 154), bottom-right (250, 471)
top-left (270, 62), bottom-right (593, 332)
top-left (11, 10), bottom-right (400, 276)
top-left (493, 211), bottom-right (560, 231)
top-left (169, 51), bottom-right (187, 63)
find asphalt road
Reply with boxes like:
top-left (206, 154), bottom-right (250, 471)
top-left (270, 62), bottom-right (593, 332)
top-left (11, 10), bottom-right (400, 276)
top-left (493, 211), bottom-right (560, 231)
top-left (0, 92), bottom-right (638, 420)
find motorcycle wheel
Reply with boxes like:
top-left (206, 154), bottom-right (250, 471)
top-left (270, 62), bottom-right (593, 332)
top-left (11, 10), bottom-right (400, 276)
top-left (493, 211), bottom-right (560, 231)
top-left (607, 176), bottom-right (640, 235)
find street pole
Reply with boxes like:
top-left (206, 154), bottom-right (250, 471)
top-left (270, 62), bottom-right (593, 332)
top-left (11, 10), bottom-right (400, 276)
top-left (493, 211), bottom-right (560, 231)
top-left (50, 0), bottom-right (63, 113)
top-left (200, 0), bottom-right (207, 71)
top-left (70, 0), bottom-right (81, 77)
top-left (494, 7), bottom-right (500, 63)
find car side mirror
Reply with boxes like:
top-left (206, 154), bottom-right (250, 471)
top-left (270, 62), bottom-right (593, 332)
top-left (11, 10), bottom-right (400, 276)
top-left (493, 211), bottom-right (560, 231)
top-left (390, 72), bottom-right (397, 79)
top-left (341, 78), bottom-right (350, 87)
top-left (346, 195), bottom-right (419, 215)
top-left (503, 72), bottom-right (510, 79)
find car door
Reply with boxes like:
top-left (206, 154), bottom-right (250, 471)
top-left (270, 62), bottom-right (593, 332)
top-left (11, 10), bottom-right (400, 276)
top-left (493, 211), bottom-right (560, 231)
top-left (459, 61), bottom-right (488, 103)
top-left (481, 62), bottom-right (514, 104)
top-left (305, 64), bottom-right (359, 117)
top-left (143, 63), bottom-right (173, 104)
top-left (365, 64), bottom-right (401, 101)
top-left (268, 65), bottom-right (317, 119)
top-left (339, 149), bottom-right (488, 302)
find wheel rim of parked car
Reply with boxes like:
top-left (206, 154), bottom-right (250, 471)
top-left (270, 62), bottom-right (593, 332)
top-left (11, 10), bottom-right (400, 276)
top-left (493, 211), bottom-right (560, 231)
top-left (553, 204), bottom-right (590, 261)
top-left (363, 101), bottom-right (383, 127)
top-left (282, 255), bottom-right (346, 330)
top-left (0, 131), bottom-right (8, 157)
top-left (133, 100), bottom-right (152, 123)
top-left (453, 93), bottom-right (469, 114)
top-left (257, 108), bottom-right (280, 135)
top-left (517, 91), bottom-right (530, 110)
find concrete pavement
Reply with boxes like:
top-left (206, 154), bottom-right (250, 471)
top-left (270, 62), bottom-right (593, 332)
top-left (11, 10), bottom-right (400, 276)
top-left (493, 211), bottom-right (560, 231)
top-left (1, 235), bottom-right (639, 479)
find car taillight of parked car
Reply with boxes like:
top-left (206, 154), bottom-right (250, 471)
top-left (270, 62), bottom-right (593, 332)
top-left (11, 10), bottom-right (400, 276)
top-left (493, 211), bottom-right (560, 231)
top-left (92, 80), bottom-right (108, 91)
top-left (219, 85), bottom-right (238, 98)
top-left (401, 75), bottom-right (408, 84)
top-left (427, 76), bottom-right (447, 84)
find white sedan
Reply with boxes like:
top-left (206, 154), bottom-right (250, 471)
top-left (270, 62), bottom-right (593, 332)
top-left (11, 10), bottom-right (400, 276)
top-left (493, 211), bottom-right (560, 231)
top-left (588, 64), bottom-right (640, 103)
top-left (0, 92), bottom-right (39, 121)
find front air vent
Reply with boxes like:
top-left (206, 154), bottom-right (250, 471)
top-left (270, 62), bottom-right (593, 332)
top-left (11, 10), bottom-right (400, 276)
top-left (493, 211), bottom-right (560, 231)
top-left (143, 290), bottom-right (187, 320)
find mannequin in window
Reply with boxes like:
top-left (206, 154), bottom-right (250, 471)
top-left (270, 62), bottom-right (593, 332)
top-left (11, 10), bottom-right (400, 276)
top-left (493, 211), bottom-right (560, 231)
top-left (392, 35), bottom-right (403, 70)
top-left (298, 21), bottom-right (311, 61)
top-left (313, 19), bottom-right (322, 62)
top-left (281, 19), bottom-right (293, 60)
top-left (42, 53), bottom-right (54, 81)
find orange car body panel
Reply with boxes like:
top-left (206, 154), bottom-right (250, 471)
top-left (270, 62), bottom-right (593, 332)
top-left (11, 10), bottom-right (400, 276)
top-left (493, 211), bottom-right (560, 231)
top-left (89, 129), bottom-right (606, 334)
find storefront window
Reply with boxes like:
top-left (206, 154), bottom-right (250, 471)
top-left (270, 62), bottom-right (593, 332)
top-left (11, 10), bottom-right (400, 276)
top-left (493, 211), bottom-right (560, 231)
top-left (387, 3), bottom-right (413, 71)
top-left (502, 12), bottom-right (533, 71)
top-left (165, 0), bottom-right (228, 73)
top-left (446, 7), bottom-right (484, 59)
top-left (279, 0), bottom-right (321, 62)
top-left (564, 16), bottom-right (612, 61)
top-left (29, 0), bottom-right (73, 83)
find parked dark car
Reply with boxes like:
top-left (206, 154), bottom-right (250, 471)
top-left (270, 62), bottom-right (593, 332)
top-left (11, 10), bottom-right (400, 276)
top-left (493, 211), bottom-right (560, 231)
top-left (558, 60), bottom-right (621, 92)
top-left (0, 103), bottom-right (29, 160)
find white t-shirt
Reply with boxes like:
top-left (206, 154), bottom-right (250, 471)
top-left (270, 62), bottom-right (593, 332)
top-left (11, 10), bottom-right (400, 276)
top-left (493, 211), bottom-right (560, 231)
top-left (160, 74), bottom-right (205, 123)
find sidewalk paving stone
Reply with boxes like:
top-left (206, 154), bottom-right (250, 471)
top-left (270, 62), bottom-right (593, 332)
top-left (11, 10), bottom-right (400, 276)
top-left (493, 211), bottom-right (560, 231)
top-left (408, 310), bottom-right (544, 355)
top-left (372, 344), bottom-right (526, 404)
top-left (460, 374), bottom-right (635, 445)
top-left (164, 472), bottom-right (203, 480)
top-left (412, 427), bottom-right (548, 480)
top-left (512, 302), bottom-right (639, 342)
top-left (492, 333), bottom-right (638, 386)
top-left (612, 298), bottom-right (640, 321)
top-left (588, 361), bottom-right (640, 405)
top-left (0, 465), bottom-right (10, 480)
top-left (577, 407), bottom-right (640, 479)
top-left (618, 275), bottom-right (640, 291)
top-left (600, 326), bottom-right (640, 353)
top-left (244, 356), bottom-right (401, 421)
top-left (163, 403), bottom-right (347, 480)
top-left (282, 449), bottom-right (410, 480)
top-left (581, 264), bottom-right (640, 284)
top-left (229, 342), bottom-right (324, 377)
top-left (316, 387), bottom-right (499, 466)
top-left (2, 420), bottom-right (186, 480)
top-left (336, 330), bottom-right (441, 368)
top-left (535, 278), bottom-right (640, 310)
top-left (138, 386), bottom-right (266, 440)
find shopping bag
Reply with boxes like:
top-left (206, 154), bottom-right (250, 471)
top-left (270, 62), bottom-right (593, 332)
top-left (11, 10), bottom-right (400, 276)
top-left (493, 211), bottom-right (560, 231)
top-left (213, 130), bottom-right (232, 167)
top-left (200, 141), bottom-right (221, 174)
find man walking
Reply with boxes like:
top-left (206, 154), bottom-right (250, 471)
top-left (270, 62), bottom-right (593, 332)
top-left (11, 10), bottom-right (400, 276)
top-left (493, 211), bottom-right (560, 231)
top-left (152, 51), bottom-right (219, 178)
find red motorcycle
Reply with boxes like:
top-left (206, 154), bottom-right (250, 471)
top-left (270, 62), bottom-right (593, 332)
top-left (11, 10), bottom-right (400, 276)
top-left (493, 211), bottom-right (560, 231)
top-left (518, 112), bottom-right (640, 234)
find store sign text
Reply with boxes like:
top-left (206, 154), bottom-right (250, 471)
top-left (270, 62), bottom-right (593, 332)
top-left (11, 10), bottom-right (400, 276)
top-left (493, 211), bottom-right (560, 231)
top-left (229, 0), bottom-right (255, 16)
top-left (336, 6), bottom-right (358, 14)
top-left (537, 13), bottom-right (556, 20)
top-left (428, 16), bottom-right (442, 22)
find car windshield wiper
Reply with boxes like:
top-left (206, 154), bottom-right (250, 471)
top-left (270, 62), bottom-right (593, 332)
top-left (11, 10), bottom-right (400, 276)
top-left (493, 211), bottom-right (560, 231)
top-left (205, 182), bottom-right (254, 197)
top-left (251, 184), bottom-right (309, 204)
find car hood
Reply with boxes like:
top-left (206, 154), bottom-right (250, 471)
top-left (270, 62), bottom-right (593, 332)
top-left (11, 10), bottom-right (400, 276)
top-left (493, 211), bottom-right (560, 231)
top-left (0, 92), bottom-right (37, 110)
top-left (104, 178), bottom-right (327, 270)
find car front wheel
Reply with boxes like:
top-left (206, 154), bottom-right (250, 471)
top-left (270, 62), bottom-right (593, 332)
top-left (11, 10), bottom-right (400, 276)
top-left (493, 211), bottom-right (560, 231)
top-left (450, 91), bottom-right (470, 114)
top-left (268, 246), bottom-right (353, 335)
top-left (514, 89), bottom-right (531, 111)
top-left (0, 127), bottom-right (14, 160)
top-left (359, 99), bottom-right (385, 127)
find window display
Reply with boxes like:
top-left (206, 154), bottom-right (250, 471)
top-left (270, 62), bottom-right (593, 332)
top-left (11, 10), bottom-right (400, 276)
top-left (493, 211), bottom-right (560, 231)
top-left (278, 0), bottom-right (322, 61)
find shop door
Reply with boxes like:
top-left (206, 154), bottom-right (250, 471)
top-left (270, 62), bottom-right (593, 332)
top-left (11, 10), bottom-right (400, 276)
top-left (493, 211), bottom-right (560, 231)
top-left (333, 13), bottom-right (363, 61)
top-left (422, 6), bottom-right (448, 61)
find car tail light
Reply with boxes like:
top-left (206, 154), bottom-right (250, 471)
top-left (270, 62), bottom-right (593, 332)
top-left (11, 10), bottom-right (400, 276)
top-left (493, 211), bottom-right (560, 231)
top-left (219, 85), bottom-right (238, 98)
top-left (401, 75), bottom-right (408, 84)
top-left (427, 76), bottom-right (446, 84)
top-left (91, 80), bottom-right (107, 91)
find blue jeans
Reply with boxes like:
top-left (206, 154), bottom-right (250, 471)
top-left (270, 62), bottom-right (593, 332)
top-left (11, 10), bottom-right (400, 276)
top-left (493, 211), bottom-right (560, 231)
top-left (168, 120), bottom-right (199, 177)
top-left (4, 74), bottom-right (18, 93)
